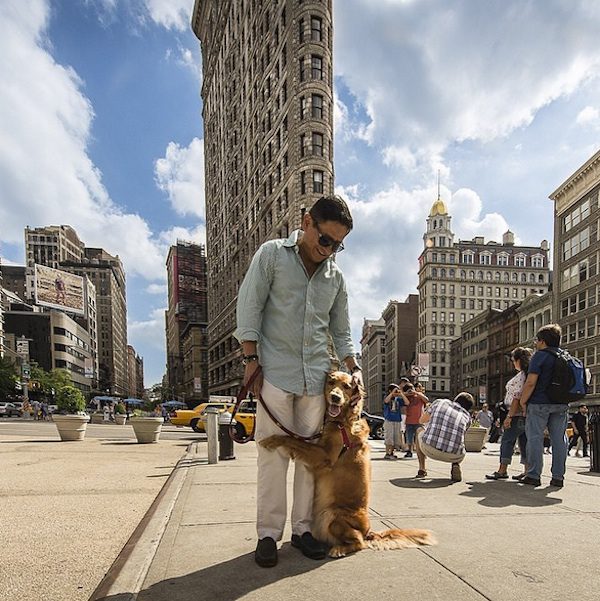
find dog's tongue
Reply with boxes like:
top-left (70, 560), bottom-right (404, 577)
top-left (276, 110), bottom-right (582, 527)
top-left (328, 404), bottom-right (341, 418)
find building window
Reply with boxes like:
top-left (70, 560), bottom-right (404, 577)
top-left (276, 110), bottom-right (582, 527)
top-left (300, 96), bottom-right (307, 119)
top-left (301, 171), bottom-right (307, 195)
top-left (311, 55), bottom-right (323, 79)
top-left (532, 255), bottom-right (544, 268)
top-left (564, 197), bottom-right (591, 233)
top-left (313, 170), bottom-right (323, 193)
top-left (299, 57), bottom-right (305, 81)
top-left (312, 94), bottom-right (323, 119)
top-left (480, 253), bottom-right (491, 265)
top-left (299, 18), bottom-right (305, 43)
top-left (515, 254), bottom-right (526, 267)
top-left (498, 253), bottom-right (508, 266)
top-left (300, 133), bottom-right (307, 157)
top-left (311, 16), bottom-right (322, 41)
top-left (312, 132), bottom-right (323, 156)
top-left (462, 252), bottom-right (474, 264)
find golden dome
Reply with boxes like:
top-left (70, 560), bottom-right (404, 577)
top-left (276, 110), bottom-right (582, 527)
top-left (429, 197), bottom-right (448, 217)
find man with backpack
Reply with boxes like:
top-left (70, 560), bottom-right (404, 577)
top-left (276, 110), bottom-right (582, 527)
top-left (519, 324), bottom-right (588, 488)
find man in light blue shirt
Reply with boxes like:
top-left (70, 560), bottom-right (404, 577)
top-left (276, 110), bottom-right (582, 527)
top-left (235, 195), bottom-right (362, 568)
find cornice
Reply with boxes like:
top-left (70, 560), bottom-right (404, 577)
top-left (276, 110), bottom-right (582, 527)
top-left (549, 149), bottom-right (600, 216)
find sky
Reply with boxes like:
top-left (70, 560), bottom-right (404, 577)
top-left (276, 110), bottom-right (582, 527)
top-left (1, 0), bottom-right (599, 386)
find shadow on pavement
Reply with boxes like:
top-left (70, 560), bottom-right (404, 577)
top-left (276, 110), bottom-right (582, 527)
top-left (459, 480), bottom-right (563, 508)
top-left (0, 439), bottom-right (59, 444)
top-left (96, 547), bottom-right (326, 601)
top-left (389, 477), bottom-right (455, 489)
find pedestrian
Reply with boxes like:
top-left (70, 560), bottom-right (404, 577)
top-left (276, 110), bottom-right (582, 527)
top-left (103, 403), bottom-right (110, 422)
top-left (569, 405), bottom-right (589, 457)
top-left (32, 400), bottom-right (40, 421)
top-left (486, 347), bottom-right (532, 481)
top-left (41, 401), bottom-right (48, 421)
top-left (519, 324), bottom-right (569, 488)
top-left (235, 195), bottom-right (361, 568)
top-left (476, 403), bottom-right (493, 446)
top-left (414, 392), bottom-right (474, 482)
top-left (382, 383), bottom-right (404, 459)
top-left (400, 381), bottom-right (428, 458)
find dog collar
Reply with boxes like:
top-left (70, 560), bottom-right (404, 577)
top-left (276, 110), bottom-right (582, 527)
top-left (338, 423), bottom-right (357, 451)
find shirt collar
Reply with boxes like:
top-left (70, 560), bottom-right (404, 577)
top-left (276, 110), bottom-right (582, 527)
top-left (283, 229), bottom-right (302, 247)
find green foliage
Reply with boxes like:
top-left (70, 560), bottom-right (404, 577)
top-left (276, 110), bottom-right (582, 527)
top-left (56, 385), bottom-right (86, 414)
top-left (114, 402), bottom-right (126, 415)
top-left (0, 357), bottom-right (18, 397)
top-left (29, 365), bottom-right (72, 397)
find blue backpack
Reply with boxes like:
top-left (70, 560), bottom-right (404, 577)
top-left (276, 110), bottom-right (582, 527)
top-left (541, 348), bottom-right (589, 403)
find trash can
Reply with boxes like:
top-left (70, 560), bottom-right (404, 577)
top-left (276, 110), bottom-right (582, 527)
top-left (589, 402), bottom-right (600, 473)
top-left (218, 410), bottom-right (236, 461)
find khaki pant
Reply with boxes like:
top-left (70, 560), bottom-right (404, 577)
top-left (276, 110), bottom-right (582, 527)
top-left (255, 379), bottom-right (325, 541)
top-left (416, 429), bottom-right (465, 464)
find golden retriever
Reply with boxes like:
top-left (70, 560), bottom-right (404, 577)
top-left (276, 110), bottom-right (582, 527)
top-left (260, 370), bottom-right (436, 557)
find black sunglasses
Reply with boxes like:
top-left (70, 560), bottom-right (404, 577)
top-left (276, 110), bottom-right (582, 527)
top-left (313, 221), bottom-right (345, 252)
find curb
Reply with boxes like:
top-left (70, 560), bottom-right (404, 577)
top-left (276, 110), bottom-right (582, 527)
top-left (88, 441), bottom-right (201, 601)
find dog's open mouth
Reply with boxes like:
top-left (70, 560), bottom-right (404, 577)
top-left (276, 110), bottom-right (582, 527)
top-left (327, 402), bottom-right (342, 418)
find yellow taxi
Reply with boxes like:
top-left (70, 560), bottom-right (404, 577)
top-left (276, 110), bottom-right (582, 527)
top-left (231, 399), bottom-right (256, 438)
top-left (170, 401), bottom-right (234, 433)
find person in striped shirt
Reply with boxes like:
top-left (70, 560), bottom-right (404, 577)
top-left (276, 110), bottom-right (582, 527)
top-left (414, 392), bottom-right (474, 482)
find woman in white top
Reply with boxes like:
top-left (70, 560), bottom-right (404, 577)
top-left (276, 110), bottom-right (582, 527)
top-left (485, 347), bottom-right (533, 480)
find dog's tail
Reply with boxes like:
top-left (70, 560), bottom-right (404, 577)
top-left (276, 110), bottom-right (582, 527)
top-left (366, 528), bottom-right (436, 550)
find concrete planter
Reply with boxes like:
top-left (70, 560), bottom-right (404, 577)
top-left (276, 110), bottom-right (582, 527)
top-left (90, 412), bottom-right (105, 424)
top-left (130, 416), bottom-right (163, 444)
top-left (114, 414), bottom-right (127, 425)
top-left (464, 426), bottom-right (487, 452)
top-left (52, 414), bottom-right (90, 442)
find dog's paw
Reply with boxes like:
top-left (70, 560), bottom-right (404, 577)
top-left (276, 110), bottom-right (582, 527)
top-left (259, 435), bottom-right (286, 450)
top-left (328, 546), bottom-right (346, 558)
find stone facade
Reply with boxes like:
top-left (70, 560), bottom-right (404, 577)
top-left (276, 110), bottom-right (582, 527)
top-left (549, 148), bottom-right (600, 401)
top-left (192, 0), bottom-right (335, 395)
top-left (360, 318), bottom-right (386, 414)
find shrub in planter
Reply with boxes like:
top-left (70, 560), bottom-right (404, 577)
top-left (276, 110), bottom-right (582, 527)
top-left (55, 385), bottom-right (86, 414)
top-left (114, 402), bottom-right (126, 415)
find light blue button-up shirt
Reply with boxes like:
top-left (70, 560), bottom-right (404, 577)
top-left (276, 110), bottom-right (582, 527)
top-left (234, 230), bottom-right (355, 396)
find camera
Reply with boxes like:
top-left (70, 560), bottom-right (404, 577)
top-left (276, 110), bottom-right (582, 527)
top-left (402, 384), bottom-right (414, 393)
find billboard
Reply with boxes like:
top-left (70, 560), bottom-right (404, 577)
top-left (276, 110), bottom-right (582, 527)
top-left (34, 264), bottom-right (85, 315)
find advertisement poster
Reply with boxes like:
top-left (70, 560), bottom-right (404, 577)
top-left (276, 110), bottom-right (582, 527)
top-left (34, 264), bottom-right (85, 315)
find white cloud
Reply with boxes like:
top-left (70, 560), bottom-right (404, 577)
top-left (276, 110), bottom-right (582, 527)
top-left (158, 224), bottom-right (206, 247)
top-left (336, 182), bottom-right (513, 339)
top-left (0, 1), bottom-right (200, 283)
top-left (146, 283), bottom-right (167, 295)
top-left (128, 307), bottom-right (167, 352)
top-left (155, 138), bottom-right (205, 219)
top-left (335, 1), bottom-right (600, 165)
top-left (143, 0), bottom-right (193, 31)
top-left (576, 105), bottom-right (600, 126)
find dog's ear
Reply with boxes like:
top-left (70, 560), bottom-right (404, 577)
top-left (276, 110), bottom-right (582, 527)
top-left (349, 383), bottom-right (365, 407)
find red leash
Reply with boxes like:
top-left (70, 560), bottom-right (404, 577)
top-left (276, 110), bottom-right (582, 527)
top-left (229, 366), bottom-right (322, 444)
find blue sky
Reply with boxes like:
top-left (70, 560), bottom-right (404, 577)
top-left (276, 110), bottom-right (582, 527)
top-left (1, 0), bottom-right (600, 386)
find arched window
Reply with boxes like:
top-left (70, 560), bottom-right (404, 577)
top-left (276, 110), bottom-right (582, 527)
top-left (469, 270), bottom-right (475, 279)
top-left (538, 274), bottom-right (545, 283)
top-left (477, 271), bottom-right (483, 280)
top-left (486, 271), bottom-right (492, 280)
top-left (432, 268), bottom-right (438, 277)
top-left (440, 268), bottom-right (446, 277)
top-left (495, 271), bottom-right (501, 281)
top-left (521, 273), bottom-right (527, 283)
top-left (460, 270), bottom-right (466, 280)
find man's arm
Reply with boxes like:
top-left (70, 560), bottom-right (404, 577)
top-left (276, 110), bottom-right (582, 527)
top-left (519, 373), bottom-right (539, 410)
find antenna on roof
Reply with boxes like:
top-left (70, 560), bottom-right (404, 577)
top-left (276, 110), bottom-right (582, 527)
top-left (437, 169), bottom-right (441, 200)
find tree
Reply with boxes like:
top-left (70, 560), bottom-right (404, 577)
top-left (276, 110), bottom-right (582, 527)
top-left (0, 357), bottom-right (18, 398)
top-left (29, 365), bottom-right (72, 397)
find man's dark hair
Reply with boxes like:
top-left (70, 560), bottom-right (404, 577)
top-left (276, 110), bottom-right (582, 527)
top-left (536, 323), bottom-right (561, 347)
top-left (387, 383), bottom-right (398, 392)
top-left (454, 392), bottom-right (474, 412)
top-left (309, 195), bottom-right (353, 230)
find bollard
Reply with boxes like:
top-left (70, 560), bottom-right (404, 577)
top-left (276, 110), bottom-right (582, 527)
top-left (218, 410), bottom-right (236, 460)
top-left (206, 408), bottom-right (219, 464)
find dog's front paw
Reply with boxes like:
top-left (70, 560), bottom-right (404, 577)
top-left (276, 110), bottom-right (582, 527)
top-left (259, 435), bottom-right (286, 450)
top-left (328, 546), bottom-right (347, 558)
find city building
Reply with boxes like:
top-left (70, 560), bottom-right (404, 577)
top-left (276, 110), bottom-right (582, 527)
top-left (165, 241), bottom-right (208, 403)
top-left (192, 0), bottom-right (335, 395)
top-left (360, 318), bottom-right (386, 413)
top-left (0, 260), bottom-right (4, 359)
top-left (382, 296), bottom-right (419, 384)
top-left (127, 345), bottom-right (144, 399)
top-left (24, 225), bottom-right (85, 269)
top-left (59, 248), bottom-right (127, 396)
top-left (549, 148), bottom-right (600, 401)
top-left (516, 291), bottom-right (553, 344)
top-left (418, 194), bottom-right (551, 399)
top-left (4, 309), bottom-right (94, 393)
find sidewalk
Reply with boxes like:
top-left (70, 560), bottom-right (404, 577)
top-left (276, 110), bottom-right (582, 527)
top-left (92, 440), bottom-right (600, 601)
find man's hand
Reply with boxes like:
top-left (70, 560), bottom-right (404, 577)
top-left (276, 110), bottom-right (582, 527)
top-left (503, 416), bottom-right (512, 429)
top-left (244, 362), bottom-right (263, 397)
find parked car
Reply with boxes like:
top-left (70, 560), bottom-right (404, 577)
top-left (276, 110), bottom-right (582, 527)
top-left (170, 401), bottom-right (234, 433)
top-left (229, 399), bottom-right (256, 438)
top-left (0, 402), bottom-right (22, 417)
top-left (361, 411), bottom-right (385, 440)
